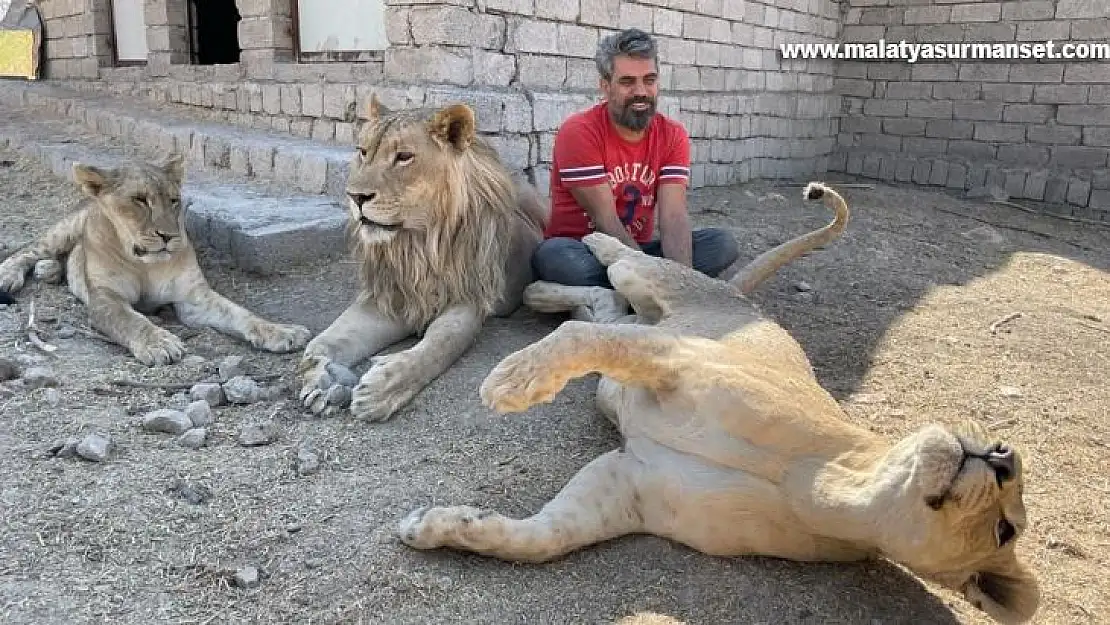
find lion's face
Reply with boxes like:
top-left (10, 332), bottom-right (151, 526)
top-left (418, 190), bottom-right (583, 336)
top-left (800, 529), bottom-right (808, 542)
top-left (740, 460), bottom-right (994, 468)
top-left (73, 155), bottom-right (186, 264)
top-left (880, 421), bottom-right (1037, 622)
top-left (346, 97), bottom-right (479, 246)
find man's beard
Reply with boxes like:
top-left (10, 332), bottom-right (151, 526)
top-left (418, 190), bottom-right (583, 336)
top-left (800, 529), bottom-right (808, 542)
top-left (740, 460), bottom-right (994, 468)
top-left (612, 96), bottom-right (656, 131)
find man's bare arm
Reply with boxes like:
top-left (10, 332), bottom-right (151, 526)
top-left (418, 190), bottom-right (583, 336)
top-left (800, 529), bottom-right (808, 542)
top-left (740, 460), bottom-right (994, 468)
top-left (569, 184), bottom-right (640, 249)
top-left (656, 183), bottom-right (692, 267)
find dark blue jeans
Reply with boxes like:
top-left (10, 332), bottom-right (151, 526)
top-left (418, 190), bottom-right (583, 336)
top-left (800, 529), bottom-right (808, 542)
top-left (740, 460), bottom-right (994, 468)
top-left (531, 227), bottom-right (739, 288)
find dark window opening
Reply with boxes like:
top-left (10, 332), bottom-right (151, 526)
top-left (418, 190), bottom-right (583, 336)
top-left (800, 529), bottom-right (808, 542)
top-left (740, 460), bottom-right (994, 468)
top-left (189, 1), bottom-right (241, 65)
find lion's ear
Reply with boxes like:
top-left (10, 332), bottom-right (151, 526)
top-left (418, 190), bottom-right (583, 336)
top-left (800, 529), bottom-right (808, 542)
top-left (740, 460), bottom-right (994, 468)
top-left (964, 558), bottom-right (1040, 624)
top-left (161, 153), bottom-right (185, 182)
top-left (429, 103), bottom-right (476, 151)
top-left (72, 163), bottom-right (114, 197)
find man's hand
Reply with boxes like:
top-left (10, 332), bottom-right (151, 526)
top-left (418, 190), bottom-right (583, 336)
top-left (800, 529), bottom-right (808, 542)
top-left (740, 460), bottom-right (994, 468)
top-left (657, 183), bottom-right (692, 267)
top-left (570, 184), bottom-right (640, 250)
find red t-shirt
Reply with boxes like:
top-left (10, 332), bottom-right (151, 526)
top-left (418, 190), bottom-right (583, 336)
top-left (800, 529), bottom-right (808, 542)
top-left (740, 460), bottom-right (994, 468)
top-left (546, 101), bottom-right (691, 244)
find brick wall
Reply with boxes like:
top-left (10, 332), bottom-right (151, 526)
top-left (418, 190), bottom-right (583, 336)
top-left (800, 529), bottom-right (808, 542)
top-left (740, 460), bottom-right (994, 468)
top-left (35, 0), bottom-right (111, 79)
top-left (832, 0), bottom-right (1110, 222)
top-left (34, 0), bottom-right (842, 192)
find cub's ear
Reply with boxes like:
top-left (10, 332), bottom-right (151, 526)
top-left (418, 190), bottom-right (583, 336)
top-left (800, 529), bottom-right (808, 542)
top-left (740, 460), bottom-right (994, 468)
top-left (367, 92), bottom-right (388, 121)
top-left (964, 558), bottom-right (1040, 624)
top-left (429, 103), bottom-right (476, 151)
top-left (72, 163), bottom-right (114, 197)
top-left (160, 153), bottom-right (185, 181)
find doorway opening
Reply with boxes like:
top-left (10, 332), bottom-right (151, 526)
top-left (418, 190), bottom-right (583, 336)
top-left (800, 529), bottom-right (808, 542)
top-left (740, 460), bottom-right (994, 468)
top-left (188, 1), bottom-right (241, 65)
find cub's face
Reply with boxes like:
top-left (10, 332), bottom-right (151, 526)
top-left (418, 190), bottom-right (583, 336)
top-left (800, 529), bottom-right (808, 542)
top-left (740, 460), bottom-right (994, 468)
top-left (74, 155), bottom-right (186, 264)
top-left (345, 96), bottom-right (478, 246)
top-left (885, 421), bottom-right (1038, 623)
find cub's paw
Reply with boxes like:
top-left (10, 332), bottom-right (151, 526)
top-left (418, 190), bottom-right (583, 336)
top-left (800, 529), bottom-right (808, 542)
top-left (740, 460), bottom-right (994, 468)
top-left (131, 327), bottom-right (187, 366)
top-left (296, 356), bottom-right (343, 417)
top-left (349, 352), bottom-right (419, 422)
top-left (397, 505), bottom-right (489, 551)
top-left (250, 321), bottom-right (312, 353)
top-left (479, 347), bottom-right (563, 413)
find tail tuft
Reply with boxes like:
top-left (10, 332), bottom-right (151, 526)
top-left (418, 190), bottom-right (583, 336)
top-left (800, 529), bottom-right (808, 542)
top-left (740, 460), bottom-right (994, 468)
top-left (803, 182), bottom-right (826, 201)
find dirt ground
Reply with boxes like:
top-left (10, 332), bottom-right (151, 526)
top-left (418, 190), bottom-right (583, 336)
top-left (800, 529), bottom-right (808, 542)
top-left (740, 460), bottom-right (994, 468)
top-left (0, 144), bottom-right (1107, 625)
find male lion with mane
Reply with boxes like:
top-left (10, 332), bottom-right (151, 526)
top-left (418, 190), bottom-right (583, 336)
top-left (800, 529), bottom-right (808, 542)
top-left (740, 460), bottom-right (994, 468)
top-left (399, 183), bottom-right (1039, 624)
top-left (0, 155), bottom-right (312, 365)
top-left (296, 96), bottom-right (548, 421)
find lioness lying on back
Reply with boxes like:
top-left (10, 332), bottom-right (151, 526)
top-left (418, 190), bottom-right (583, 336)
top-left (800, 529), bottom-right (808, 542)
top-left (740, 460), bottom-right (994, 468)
top-left (400, 184), bottom-right (1039, 624)
top-left (0, 155), bottom-right (311, 365)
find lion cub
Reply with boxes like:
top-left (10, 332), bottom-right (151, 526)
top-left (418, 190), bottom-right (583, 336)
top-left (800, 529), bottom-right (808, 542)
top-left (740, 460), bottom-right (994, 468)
top-left (0, 154), bottom-right (312, 365)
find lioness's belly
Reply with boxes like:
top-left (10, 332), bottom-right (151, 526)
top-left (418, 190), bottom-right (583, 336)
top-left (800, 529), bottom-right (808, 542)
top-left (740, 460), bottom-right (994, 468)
top-left (627, 437), bottom-right (866, 562)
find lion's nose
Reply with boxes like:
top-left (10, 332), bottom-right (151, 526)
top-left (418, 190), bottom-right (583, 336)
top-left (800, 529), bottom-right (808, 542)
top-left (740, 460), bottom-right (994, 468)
top-left (156, 231), bottom-right (175, 243)
top-left (985, 444), bottom-right (1015, 483)
top-left (348, 192), bottom-right (376, 207)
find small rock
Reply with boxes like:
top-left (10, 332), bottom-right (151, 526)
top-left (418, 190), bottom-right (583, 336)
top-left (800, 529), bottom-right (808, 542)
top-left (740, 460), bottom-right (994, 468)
top-left (42, 388), bottom-right (62, 406)
top-left (325, 385), bottom-right (351, 407)
top-left (141, 409), bottom-right (193, 435)
top-left (178, 427), bottom-right (207, 449)
top-left (233, 566), bottom-right (260, 588)
top-left (22, 366), bottom-right (58, 389)
top-left (793, 291), bottom-right (815, 303)
top-left (170, 478), bottom-right (211, 505)
top-left (184, 400), bottom-right (214, 427)
top-left (182, 355), bottom-right (207, 367)
top-left (0, 357), bottom-right (19, 381)
top-left (219, 355), bottom-right (245, 382)
top-left (49, 437), bottom-right (81, 459)
top-left (76, 433), bottom-right (112, 462)
top-left (33, 259), bottom-right (63, 283)
top-left (223, 376), bottom-right (261, 404)
top-left (189, 382), bottom-right (225, 407)
top-left (239, 422), bottom-right (279, 447)
top-left (325, 362), bottom-right (359, 387)
top-left (54, 324), bottom-right (77, 339)
top-left (999, 386), bottom-right (1024, 399)
top-left (167, 392), bottom-right (190, 408)
top-left (794, 281), bottom-right (813, 292)
top-left (296, 448), bottom-right (320, 476)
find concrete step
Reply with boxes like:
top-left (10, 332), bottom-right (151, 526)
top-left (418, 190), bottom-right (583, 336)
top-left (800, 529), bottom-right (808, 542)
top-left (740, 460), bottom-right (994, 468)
top-left (0, 97), bottom-right (347, 275)
top-left (0, 80), bottom-right (354, 204)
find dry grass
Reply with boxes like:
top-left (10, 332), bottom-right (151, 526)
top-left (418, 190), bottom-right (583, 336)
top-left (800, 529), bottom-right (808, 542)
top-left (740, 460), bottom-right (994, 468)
top-left (1, 145), bottom-right (1108, 624)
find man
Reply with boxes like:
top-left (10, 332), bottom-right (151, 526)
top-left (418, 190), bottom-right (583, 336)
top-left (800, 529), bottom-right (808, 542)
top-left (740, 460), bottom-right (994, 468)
top-left (531, 28), bottom-right (739, 320)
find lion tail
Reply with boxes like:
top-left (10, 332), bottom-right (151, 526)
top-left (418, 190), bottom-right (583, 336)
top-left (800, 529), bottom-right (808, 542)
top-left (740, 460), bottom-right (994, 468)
top-left (729, 182), bottom-right (849, 295)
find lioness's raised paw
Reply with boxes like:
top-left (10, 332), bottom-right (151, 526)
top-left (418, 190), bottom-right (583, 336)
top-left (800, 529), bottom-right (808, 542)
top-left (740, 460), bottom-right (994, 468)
top-left (398, 505), bottom-right (490, 551)
top-left (131, 327), bottom-right (187, 366)
top-left (249, 321), bottom-right (312, 353)
top-left (479, 346), bottom-right (565, 413)
top-left (349, 351), bottom-right (418, 422)
top-left (582, 232), bottom-right (639, 266)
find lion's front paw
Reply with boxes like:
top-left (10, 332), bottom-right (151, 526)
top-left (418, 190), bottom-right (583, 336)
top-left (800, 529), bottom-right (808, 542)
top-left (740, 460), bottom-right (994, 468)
top-left (582, 232), bottom-right (637, 266)
top-left (479, 347), bottom-right (563, 413)
top-left (398, 505), bottom-right (489, 551)
top-left (131, 327), bottom-right (187, 366)
top-left (349, 352), bottom-right (419, 422)
top-left (250, 322), bottom-right (312, 353)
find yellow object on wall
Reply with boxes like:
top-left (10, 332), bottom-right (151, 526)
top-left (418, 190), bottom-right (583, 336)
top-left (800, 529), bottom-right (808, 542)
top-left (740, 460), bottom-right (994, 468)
top-left (0, 28), bottom-right (38, 79)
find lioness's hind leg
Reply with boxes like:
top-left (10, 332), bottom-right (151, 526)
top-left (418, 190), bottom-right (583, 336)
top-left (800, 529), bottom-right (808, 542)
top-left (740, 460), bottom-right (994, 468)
top-left (0, 209), bottom-right (86, 294)
top-left (399, 449), bottom-right (643, 563)
top-left (480, 320), bottom-right (681, 414)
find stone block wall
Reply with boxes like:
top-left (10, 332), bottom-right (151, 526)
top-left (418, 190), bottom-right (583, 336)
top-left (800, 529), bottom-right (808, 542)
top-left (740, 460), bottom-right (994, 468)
top-left (832, 0), bottom-right (1110, 222)
top-left (35, 0), bottom-right (112, 78)
top-left (30, 0), bottom-right (843, 192)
